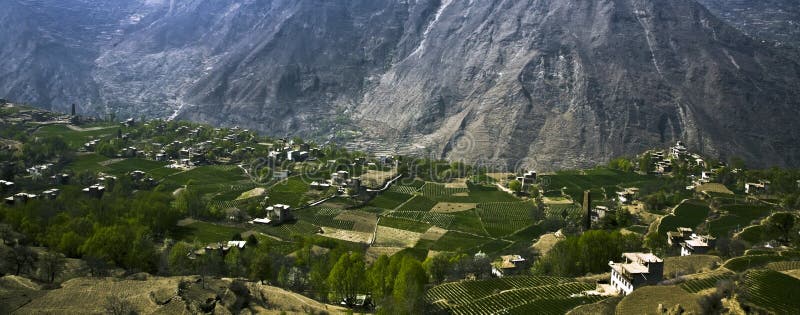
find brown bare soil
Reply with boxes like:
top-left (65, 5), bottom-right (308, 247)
top-left (431, 202), bottom-right (477, 213)
top-left (334, 211), bottom-right (377, 232)
top-left (319, 227), bottom-right (373, 243)
top-left (373, 226), bottom-right (422, 247)
top-left (420, 226), bottom-right (448, 241)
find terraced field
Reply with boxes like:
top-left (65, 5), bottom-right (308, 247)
top-left (742, 269), bottom-right (800, 314)
top-left (657, 200), bottom-right (710, 238)
top-left (723, 254), bottom-right (796, 272)
top-left (426, 276), bottom-right (599, 315)
top-left (708, 204), bottom-right (772, 237)
top-left (679, 270), bottom-right (734, 293)
top-left (426, 276), bottom-right (574, 306)
top-left (766, 261), bottom-right (800, 271)
top-left (545, 204), bottom-right (584, 222)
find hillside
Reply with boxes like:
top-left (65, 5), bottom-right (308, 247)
top-left (0, 0), bottom-right (799, 170)
top-left (2, 274), bottom-right (347, 314)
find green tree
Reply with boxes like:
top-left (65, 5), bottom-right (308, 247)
top-left (168, 242), bottom-right (194, 275)
top-left (249, 251), bottom-right (273, 282)
top-left (327, 252), bottom-right (366, 306)
top-left (423, 253), bottom-right (452, 284)
top-left (765, 213), bottom-right (796, 243)
top-left (508, 180), bottom-right (522, 193)
top-left (367, 255), bottom-right (391, 302)
top-left (225, 247), bottom-right (244, 277)
top-left (391, 256), bottom-right (428, 314)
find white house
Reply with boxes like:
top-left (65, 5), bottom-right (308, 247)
top-left (608, 253), bottom-right (664, 296)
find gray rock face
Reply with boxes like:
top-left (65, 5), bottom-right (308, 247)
top-left (1, 0), bottom-right (799, 169)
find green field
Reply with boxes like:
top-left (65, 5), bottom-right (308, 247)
top-left (545, 204), bottom-right (584, 222)
top-left (426, 276), bottom-right (575, 306)
top-left (377, 216), bottom-right (431, 233)
top-left (657, 200), bottom-right (710, 238)
top-left (708, 204), bottom-right (772, 237)
top-left (540, 168), bottom-right (658, 202)
top-left (368, 191), bottom-right (413, 210)
top-left (477, 202), bottom-right (535, 237)
top-left (397, 195), bottom-right (438, 212)
top-left (430, 230), bottom-right (493, 252)
top-left (35, 124), bottom-right (117, 148)
top-left (449, 210), bottom-right (489, 236)
top-left (428, 277), bottom-right (599, 315)
top-left (164, 165), bottom-right (246, 187)
top-left (723, 254), bottom-right (795, 272)
top-left (296, 207), bottom-right (354, 230)
top-left (742, 269), bottom-right (800, 314)
top-left (679, 270), bottom-right (734, 293)
top-left (388, 211), bottom-right (455, 229)
top-left (736, 225), bottom-right (766, 244)
top-left (105, 158), bottom-right (177, 179)
top-left (65, 153), bottom-right (110, 173)
top-left (176, 221), bottom-right (245, 243)
top-left (266, 177), bottom-right (312, 207)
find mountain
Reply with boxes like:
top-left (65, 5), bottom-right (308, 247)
top-left (1, 0), bottom-right (799, 170)
top-left (697, 0), bottom-right (800, 48)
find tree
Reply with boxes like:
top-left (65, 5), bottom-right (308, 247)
top-left (225, 247), bottom-right (244, 277)
top-left (38, 252), bottom-right (66, 283)
top-left (423, 253), bottom-right (452, 284)
top-left (168, 242), bottom-right (194, 275)
top-left (508, 180), bottom-right (522, 193)
top-left (367, 255), bottom-right (391, 302)
top-left (327, 252), bottom-right (366, 306)
top-left (104, 296), bottom-right (136, 315)
top-left (765, 213), bottom-right (796, 243)
top-left (639, 153), bottom-right (654, 173)
top-left (249, 251), bottom-right (273, 282)
top-left (391, 256), bottom-right (428, 314)
top-left (4, 246), bottom-right (38, 275)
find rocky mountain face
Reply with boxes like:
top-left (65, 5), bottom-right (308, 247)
top-left (1, 0), bottom-right (799, 170)
top-left (697, 0), bottom-right (800, 48)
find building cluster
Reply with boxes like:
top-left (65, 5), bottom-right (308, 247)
top-left (666, 227), bottom-right (715, 256)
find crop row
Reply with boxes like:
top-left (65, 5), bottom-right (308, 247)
top-left (421, 183), bottom-right (469, 198)
top-left (679, 270), bottom-right (733, 293)
top-left (742, 269), bottom-right (800, 314)
top-left (389, 185), bottom-right (419, 195)
top-left (388, 211), bottom-right (455, 228)
top-left (448, 282), bottom-right (595, 315)
top-left (425, 276), bottom-right (573, 306)
top-left (504, 296), bottom-right (605, 315)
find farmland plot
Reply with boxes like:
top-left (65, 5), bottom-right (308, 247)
top-left (742, 269), bottom-right (800, 314)
top-left (477, 202), bottom-right (535, 237)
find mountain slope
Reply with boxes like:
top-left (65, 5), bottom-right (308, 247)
top-left (1, 0), bottom-right (799, 169)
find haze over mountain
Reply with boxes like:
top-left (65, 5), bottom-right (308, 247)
top-left (1, 0), bottom-right (799, 170)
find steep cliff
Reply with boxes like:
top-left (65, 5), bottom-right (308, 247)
top-left (1, 0), bottom-right (799, 169)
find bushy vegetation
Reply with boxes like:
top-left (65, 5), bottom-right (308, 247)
top-left (532, 230), bottom-right (642, 277)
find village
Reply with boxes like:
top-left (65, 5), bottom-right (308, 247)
top-left (1, 101), bottom-right (800, 314)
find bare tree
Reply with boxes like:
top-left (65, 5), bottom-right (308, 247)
top-left (38, 252), bottom-right (66, 283)
top-left (104, 296), bottom-right (137, 315)
top-left (4, 246), bottom-right (38, 275)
